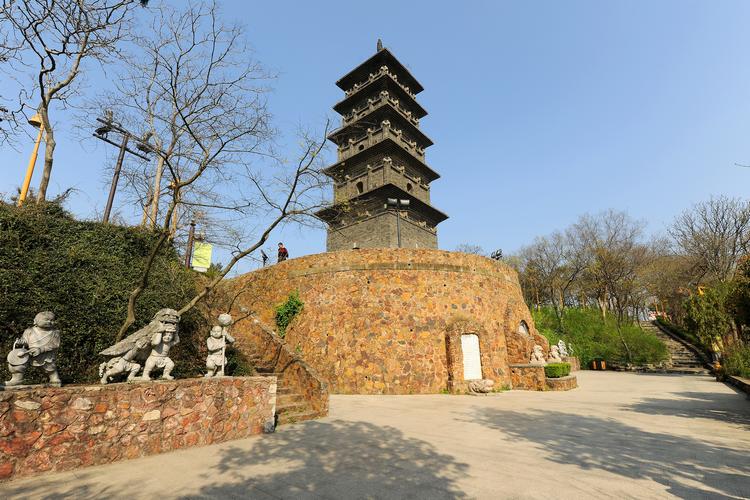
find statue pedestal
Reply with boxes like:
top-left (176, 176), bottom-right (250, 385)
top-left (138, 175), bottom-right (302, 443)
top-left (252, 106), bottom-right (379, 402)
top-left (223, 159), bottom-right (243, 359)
top-left (563, 356), bottom-right (580, 371)
top-left (0, 382), bottom-right (61, 391)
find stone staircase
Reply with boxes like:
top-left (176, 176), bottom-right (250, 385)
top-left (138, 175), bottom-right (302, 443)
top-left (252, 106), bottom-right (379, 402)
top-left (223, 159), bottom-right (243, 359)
top-left (640, 321), bottom-right (710, 374)
top-left (243, 345), bottom-right (323, 426)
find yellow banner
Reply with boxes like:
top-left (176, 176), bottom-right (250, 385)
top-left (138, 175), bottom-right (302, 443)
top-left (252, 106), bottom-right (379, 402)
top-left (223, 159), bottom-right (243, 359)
top-left (191, 242), bottom-right (212, 270)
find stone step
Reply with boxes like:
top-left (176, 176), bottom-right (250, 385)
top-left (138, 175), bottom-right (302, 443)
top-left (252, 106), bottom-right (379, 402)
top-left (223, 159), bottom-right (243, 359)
top-left (276, 400), bottom-right (309, 415)
top-left (276, 409), bottom-right (320, 426)
top-left (277, 393), bottom-right (305, 405)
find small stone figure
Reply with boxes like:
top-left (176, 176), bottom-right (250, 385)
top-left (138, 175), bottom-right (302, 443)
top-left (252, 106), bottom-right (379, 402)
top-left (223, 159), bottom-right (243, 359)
top-left (5, 311), bottom-right (61, 386)
top-left (529, 344), bottom-right (547, 365)
top-left (557, 340), bottom-right (569, 358)
top-left (205, 325), bottom-right (235, 377)
top-left (99, 337), bottom-right (147, 384)
top-left (547, 345), bottom-right (563, 363)
top-left (141, 311), bottom-right (180, 380)
top-left (98, 308), bottom-right (180, 384)
top-left (468, 379), bottom-right (495, 394)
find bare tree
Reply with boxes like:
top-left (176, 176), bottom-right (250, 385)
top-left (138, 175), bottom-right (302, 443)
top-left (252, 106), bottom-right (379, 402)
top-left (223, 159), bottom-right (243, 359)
top-left (103, 1), bottom-right (330, 340)
top-left (515, 229), bottom-right (587, 329)
top-left (0, 0), bottom-right (145, 201)
top-left (670, 196), bottom-right (750, 284)
top-left (454, 243), bottom-right (485, 255)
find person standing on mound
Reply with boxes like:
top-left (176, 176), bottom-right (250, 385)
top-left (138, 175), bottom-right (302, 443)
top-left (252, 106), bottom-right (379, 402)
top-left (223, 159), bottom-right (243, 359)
top-left (277, 242), bottom-right (289, 263)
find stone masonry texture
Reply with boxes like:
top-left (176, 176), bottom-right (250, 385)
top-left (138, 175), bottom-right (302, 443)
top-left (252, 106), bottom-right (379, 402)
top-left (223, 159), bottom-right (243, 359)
top-left (0, 376), bottom-right (276, 482)
top-left (229, 249), bottom-right (550, 394)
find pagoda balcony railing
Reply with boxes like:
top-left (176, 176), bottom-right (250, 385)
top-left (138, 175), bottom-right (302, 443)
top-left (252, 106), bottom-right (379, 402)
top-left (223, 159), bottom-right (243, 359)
top-left (342, 90), bottom-right (420, 127)
top-left (344, 65), bottom-right (417, 99)
top-left (337, 120), bottom-right (426, 162)
top-left (334, 158), bottom-right (430, 191)
top-left (333, 209), bottom-right (437, 234)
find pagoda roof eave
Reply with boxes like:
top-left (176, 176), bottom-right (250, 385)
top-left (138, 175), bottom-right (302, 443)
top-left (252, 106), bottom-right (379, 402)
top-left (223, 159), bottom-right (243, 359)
top-left (315, 183), bottom-right (448, 224)
top-left (322, 138), bottom-right (441, 182)
top-left (327, 110), bottom-right (434, 148)
top-left (336, 48), bottom-right (424, 94)
top-left (332, 76), bottom-right (427, 118)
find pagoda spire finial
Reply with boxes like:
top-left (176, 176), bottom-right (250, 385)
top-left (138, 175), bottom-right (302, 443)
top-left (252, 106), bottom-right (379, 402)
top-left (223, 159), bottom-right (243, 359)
top-left (376, 38), bottom-right (383, 51)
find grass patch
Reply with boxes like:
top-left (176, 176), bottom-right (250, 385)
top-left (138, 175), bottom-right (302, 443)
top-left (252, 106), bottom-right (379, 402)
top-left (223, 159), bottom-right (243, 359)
top-left (532, 307), bottom-right (668, 369)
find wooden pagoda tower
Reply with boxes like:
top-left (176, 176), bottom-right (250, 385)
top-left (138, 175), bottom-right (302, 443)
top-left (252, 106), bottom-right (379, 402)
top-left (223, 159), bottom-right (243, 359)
top-left (317, 41), bottom-right (448, 251)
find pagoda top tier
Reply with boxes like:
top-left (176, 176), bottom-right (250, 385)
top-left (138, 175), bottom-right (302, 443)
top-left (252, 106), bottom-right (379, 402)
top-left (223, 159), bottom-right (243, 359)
top-left (336, 45), bottom-right (424, 95)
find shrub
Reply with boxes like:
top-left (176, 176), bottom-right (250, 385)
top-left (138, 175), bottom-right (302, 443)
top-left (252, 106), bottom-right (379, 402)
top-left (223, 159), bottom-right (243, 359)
top-left (722, 343), bottom-right (750, 378)
top-left (0, 201), bottom-right (205, 383)
top-left (533, 307), bottom-right (668, 368)
top-left (545, 362), bottom-right (571, 378)
top-left (274, 290), bottom-right (303, 337)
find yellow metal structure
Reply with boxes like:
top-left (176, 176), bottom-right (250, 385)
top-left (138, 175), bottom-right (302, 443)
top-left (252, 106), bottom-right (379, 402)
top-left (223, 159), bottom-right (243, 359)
top-left (18, 113), bottom-right (44, 206)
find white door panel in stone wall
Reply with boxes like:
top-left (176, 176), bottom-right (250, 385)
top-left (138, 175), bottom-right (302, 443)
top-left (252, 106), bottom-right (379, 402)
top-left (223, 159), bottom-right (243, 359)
top-left (461, 334), bottom-right (482, 380)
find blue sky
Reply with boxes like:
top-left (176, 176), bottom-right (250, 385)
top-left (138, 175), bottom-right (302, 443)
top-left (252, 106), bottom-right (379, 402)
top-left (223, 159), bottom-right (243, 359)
top-left (3, 1), bottom-right (750, 272)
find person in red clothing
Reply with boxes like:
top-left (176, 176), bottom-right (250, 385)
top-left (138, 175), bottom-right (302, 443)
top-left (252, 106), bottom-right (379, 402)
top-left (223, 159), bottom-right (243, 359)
top-left (277, 242), bottom-right (289, 263)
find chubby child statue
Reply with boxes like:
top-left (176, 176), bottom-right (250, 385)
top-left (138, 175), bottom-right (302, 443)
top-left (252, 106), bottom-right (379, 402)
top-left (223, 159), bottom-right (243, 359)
top-left (6, 311), bottom-right (61, 386)
top-left (205, 325), bottom-right (235, 377)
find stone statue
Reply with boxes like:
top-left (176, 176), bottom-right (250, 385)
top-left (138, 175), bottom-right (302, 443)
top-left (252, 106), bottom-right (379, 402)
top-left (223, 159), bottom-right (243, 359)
top-left (205, 324), bottom-right (235, 377)
top-left (557, 340), bottom-right (569, 358)
top-left (141, 310), bottom-right (180, 380)
top-left (5, 311), bottom-right (61, 387)
top-left (468, 379), bottom-right (495, 394)
top-left (529, 344), bottom-right (546, 365)
top-left (98, 308), bottom-right (180, 384)
top-left (548, 345), bottom-right (563, 363)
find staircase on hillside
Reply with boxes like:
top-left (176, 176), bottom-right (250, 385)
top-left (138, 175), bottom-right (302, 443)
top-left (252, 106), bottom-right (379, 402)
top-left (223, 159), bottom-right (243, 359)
top-left (244, 346), bottom-right (321, 426)
top-left (640, 321), bottom-right (709, 374)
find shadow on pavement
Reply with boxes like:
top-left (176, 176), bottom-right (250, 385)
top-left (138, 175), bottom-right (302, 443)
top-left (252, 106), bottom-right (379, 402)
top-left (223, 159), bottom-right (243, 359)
top-left (626, 391), bottom-right (750, 428)
top-left (0, 420), bottom-right (469, 499)
top-left (470, 408), bottom-right (749, 499)
top-left (183, 419), bottom-right (470, 499)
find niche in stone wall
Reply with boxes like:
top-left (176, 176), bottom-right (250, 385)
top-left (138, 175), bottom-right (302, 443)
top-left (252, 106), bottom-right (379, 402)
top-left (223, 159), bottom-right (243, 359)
top-left (518, 320), bottom-right (530, 337)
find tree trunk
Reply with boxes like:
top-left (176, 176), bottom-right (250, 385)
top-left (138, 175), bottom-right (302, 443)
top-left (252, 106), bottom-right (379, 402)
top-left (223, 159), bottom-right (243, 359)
top-left (36, 118), bottom-right (55, 202)
top-left (149, 155), bottom-right (165, 229)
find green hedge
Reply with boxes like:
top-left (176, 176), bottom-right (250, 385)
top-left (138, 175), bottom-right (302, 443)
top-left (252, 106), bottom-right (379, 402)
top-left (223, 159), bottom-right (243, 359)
top-left (0, 201), bottom-right (209, 384)
top-left (533, 307), bottom-right (668, 368)
top-left (544, 362), bottom-right (571, 378)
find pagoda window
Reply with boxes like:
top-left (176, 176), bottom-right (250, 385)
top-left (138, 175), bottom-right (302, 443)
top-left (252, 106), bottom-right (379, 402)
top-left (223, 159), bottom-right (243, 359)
top-left (406, 183), bottom-right (413, 193)
top-left (356, 181), bottom-right (364, 194)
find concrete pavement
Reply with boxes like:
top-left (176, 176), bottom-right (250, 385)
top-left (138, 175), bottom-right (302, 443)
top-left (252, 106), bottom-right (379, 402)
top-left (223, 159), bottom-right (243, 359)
top-left (1, 371), bottom-right (748, 499)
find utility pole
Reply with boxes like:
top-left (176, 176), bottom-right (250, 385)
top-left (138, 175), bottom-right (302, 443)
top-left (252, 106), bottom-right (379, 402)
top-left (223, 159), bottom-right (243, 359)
top-left (184, 219), bottom-right (196, 268)
top-left (102, 134), bottom-right (129, 224)
top-left (386, 198), bottom-right (410, 248)
top-left (93, 112), bottom-right (153, 224)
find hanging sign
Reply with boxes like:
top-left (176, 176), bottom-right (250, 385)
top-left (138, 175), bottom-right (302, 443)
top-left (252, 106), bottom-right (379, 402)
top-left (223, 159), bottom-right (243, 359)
top-left (191, 242), bottom-right (213, 272)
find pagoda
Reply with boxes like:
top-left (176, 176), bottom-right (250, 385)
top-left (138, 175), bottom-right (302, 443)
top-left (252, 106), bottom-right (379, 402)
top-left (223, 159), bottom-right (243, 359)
top-left (317, 40), bottom-right (448, 251)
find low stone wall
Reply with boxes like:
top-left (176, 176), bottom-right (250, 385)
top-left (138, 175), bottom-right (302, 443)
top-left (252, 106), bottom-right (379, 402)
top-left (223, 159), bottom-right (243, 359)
top-left (546, 375), bottom-right (578, 391)
top-left (564, 356), bottom-right (580, 371)
top-left (509, 364), bottom-right (546, 391)
top-left (724, 375), bottom-right (750, 399)
top-left (0, 376), bottom-right (276, 482)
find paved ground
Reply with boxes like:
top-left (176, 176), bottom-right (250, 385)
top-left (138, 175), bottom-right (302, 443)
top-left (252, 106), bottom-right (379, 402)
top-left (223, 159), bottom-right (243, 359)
top-left (1, 371), bottom-right (749, 499)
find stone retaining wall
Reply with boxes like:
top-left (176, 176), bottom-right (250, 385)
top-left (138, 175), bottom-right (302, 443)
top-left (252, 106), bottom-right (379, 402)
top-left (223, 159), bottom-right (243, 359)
top-left (236, 317), bottom-right (329, 417)
top-left (0, 376), bottom-right (276, 482)
top-left (229, 249), bottom-right (549, 394)
top-left (509, 364), bottom-right (546, 391)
